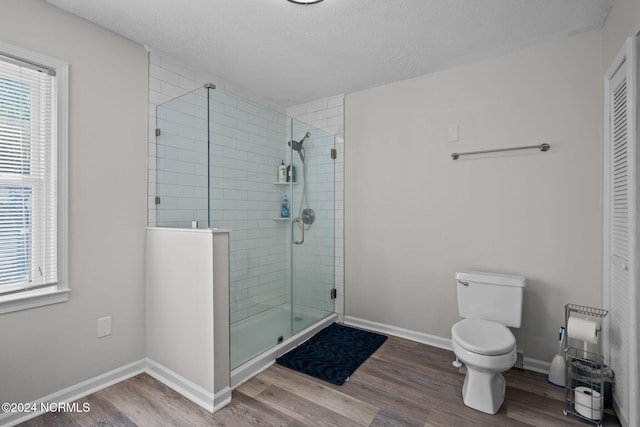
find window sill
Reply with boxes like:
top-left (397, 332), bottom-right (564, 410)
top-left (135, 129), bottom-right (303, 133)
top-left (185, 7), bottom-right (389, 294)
top-left (0, 288), bottom-right (70, 315)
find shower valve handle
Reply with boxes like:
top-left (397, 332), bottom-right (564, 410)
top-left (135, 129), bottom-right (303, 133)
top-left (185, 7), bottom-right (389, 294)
top-left (294, 218), bottom-right (304, 245)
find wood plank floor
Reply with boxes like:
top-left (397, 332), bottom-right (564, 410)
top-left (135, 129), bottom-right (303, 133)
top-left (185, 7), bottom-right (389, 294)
top-left (20, 334), bottom-right (620, 426)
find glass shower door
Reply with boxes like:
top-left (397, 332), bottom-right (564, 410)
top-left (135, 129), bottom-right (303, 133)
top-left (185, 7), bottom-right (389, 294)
top-left (289, 119), bottom-right (335, 334)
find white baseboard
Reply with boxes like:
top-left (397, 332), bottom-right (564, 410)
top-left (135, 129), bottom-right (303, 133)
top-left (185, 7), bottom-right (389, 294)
top-left (214, 387), bottom-right (233, 411)
top-left (0, 358), bottom-right (233, 427)
top-left (613, 398), bottom-right (629, 427)
top-left (343, 315), bottom-right (550, 375)
top-left (523, 357), bottom-right (550, 374)
top-left (0, 359), bottom-right (146, 427)
top-left (145, 358), bottom-right (231, 413)
top-left (344, 315), bottom-right (453, 351)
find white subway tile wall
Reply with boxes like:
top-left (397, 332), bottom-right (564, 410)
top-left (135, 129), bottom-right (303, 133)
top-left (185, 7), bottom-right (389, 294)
top-left (209, 90), bottom-right (291, 322)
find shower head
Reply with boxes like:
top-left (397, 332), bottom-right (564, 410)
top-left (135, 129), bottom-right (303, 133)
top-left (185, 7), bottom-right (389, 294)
top-left (289, 140), bottom-right (303, 152)
top-left (289, 132), bottom-right (310, 151)
top-left (288, 132), bottom-right (310, 163)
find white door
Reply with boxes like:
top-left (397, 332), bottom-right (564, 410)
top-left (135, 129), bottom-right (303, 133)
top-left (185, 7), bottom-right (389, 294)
top-left (603, 35), bottom-right (638, 427)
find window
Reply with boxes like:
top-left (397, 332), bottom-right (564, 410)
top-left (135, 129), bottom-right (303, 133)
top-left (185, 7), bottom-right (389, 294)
top-left (0, 43), bottom-right (68, 314)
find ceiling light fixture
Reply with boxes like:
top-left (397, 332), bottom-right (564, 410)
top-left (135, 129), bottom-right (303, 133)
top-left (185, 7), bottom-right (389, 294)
top-left (287, 0), bottom-right (324, 4)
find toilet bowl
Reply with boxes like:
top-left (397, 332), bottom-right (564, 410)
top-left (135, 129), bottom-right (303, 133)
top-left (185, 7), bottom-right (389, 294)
top-left (452, 318), bottom-right (517, 414)
top-left (451, 271), bottom-right (525, 415)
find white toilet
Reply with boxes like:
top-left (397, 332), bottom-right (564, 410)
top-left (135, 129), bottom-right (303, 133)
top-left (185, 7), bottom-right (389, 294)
top-left (451, 271), bottom-right (526, 414)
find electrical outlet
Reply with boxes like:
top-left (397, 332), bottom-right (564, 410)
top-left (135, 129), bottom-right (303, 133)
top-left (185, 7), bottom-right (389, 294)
top-left (97, 316), bottom-right (112, 338)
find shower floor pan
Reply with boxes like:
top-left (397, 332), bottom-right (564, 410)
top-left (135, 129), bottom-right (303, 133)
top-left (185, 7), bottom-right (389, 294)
top-left (230, 305), bottom-right (336, 388)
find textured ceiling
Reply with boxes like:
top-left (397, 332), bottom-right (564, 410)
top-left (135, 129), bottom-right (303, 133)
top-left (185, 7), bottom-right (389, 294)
top-left (45, 0), bottom-right (613, 107)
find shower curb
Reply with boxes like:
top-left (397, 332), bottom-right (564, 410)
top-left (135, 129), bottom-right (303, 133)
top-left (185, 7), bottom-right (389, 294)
top-left (231, 313), bottom-right (338, 389)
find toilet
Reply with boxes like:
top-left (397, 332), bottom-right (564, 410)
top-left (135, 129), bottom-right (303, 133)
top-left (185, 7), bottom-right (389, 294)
top-left (451, 271), bottom-right (526, 414)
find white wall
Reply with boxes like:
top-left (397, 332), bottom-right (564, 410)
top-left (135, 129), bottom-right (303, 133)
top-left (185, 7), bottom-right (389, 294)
top-left (146, 228), bottom-right (231, 404)
top-left (345, 30), bottom-right (603, 363)
top-left (602, 0), bottom-right (640, 68)
top-left (0, 0), bottom-right (148, 404)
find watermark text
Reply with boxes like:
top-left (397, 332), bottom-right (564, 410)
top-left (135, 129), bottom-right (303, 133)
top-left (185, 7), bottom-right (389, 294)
top-left (2, 402), bottom-right (90, 413)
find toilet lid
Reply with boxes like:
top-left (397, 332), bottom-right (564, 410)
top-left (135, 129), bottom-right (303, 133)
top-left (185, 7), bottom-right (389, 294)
top-left (452, 318), bottom-right (516, 356)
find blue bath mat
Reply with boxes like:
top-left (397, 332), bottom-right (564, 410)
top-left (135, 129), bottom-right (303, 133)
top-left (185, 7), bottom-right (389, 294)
top-left (276, 323), bottom-right (387, 385)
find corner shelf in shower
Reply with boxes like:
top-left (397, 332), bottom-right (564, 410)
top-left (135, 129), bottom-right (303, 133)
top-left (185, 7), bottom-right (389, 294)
top-left (273, 182), bottom-right (296, 221)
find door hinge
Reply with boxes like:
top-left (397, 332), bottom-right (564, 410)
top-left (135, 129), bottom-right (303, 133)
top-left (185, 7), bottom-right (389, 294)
top-left (155, 128), bottom-right (161, 137)
top-left (155, 196), bottom-right (161, 205)
top-left (330, 148), bottom-right (337, 160)
top-left (330, 288), bottom-right (337, 299)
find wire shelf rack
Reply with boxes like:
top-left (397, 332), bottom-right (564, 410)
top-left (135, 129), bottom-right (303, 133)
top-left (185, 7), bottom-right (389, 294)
top-left (562, 304), bottom-right (609, 427)
top-left (564, 304), bottom-right (608, 319)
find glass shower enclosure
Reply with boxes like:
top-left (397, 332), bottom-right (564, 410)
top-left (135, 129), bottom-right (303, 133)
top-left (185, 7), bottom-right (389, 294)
top-left (153, 85), bottom-right (335, 369)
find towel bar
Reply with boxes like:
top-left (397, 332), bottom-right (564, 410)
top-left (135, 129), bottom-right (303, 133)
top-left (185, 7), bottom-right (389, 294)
top-left (451, 143), bottom-right (550, 160)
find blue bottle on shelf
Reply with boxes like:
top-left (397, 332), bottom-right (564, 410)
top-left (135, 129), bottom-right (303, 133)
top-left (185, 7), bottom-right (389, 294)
top-left (281, 194), bottom-right (289, 218)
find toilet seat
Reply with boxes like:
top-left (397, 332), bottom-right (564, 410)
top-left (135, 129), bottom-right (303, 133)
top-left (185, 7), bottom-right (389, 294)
top-left (452, 318), bottom-right (515, 356)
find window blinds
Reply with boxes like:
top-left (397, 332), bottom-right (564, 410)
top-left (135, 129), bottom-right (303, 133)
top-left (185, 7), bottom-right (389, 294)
top-left (0, 53), bottom-right (57, 295)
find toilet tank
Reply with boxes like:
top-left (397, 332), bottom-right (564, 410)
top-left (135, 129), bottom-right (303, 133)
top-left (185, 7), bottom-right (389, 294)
top-left (455, 271), bottom-right (526, 328)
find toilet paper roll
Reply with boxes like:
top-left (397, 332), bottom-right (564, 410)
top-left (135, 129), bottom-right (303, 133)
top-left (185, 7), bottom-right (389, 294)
top-left (567, 317), bottom-right (598, 344)
top-left (574, 386), bottom-right (602, 420)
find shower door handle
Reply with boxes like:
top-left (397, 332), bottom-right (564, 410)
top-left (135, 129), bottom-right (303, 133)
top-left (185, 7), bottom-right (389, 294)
top-left (294, 218), bottom-right (304, 245)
